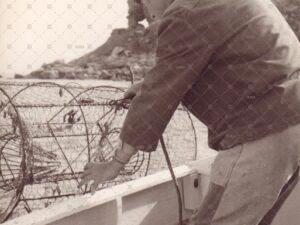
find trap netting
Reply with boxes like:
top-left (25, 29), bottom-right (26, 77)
top-left (0, 81), bottom-right (198, 222)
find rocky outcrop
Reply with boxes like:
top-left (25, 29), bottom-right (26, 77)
top-left (21, 22), bottom-right (156, 81)
top-left (69, 24), bottom-right (156, 67)
top-left (18, 0), bottom-right (157, 81)
top-left (127, 0), bottom-right (145, 28)
top-left (24, 43), bottom-right (155, 81)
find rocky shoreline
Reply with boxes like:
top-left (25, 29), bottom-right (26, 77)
top-left (19, 24), bottom-right (156, 81)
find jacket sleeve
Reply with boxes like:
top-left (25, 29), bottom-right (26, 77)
top-left (119, 8), bottom-right (214, 152)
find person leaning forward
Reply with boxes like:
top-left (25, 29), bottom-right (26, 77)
top-left (79, 0), bottom-right (300, 224)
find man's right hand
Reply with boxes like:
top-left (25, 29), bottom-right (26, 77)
top-left (78, 160), bottom-right (124, 193)
top-left (123, 81), bottom-right (143, 100)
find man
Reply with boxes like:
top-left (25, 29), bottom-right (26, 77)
top-left (79, 0), bottom-right (300, 224)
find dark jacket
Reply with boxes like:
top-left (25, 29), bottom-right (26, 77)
top-left (120, 0), bottom-right (300, 151)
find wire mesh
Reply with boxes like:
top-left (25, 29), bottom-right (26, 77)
top-left (0, 80), bottom-right (198, 222)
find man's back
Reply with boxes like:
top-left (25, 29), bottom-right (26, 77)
top-left (166, 0), bottom-right (300, 150)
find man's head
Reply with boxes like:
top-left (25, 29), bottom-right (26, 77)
top-left (136, 0), bottom-right (175, 22)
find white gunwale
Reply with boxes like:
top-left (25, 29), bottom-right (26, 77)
top-left (4, 155), bottom-right (216, 225)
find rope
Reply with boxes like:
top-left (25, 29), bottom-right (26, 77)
top-left (160, 136), bottom-right (183, 225)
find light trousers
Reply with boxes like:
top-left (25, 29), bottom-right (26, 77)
top-left (192, 124), bottom-right (300, 225)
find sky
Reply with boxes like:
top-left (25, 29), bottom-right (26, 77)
top-left (0, 0), bottom-right (129, 78)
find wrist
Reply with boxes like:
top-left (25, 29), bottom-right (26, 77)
top-left (114, 141), bottom-right (137, 164)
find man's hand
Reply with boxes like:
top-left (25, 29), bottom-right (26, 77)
top-left (78, 141), bottom-right (137, 193)
top-left (123, 81), bottom-right (143, 100)
top-left (78, 160), bottom-right (124, 193)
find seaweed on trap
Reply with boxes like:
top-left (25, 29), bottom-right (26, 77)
top-left (0, 81), bottom-right (198, 222)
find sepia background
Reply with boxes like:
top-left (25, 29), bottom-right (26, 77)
top-left (0, 0), bottom-right (299, 223)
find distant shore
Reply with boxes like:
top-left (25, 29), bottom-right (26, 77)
top-left (0, 78), bottom-right (132, 88)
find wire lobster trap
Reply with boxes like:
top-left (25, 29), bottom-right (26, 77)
top-left (0, 80), bottom-right (198, 222)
